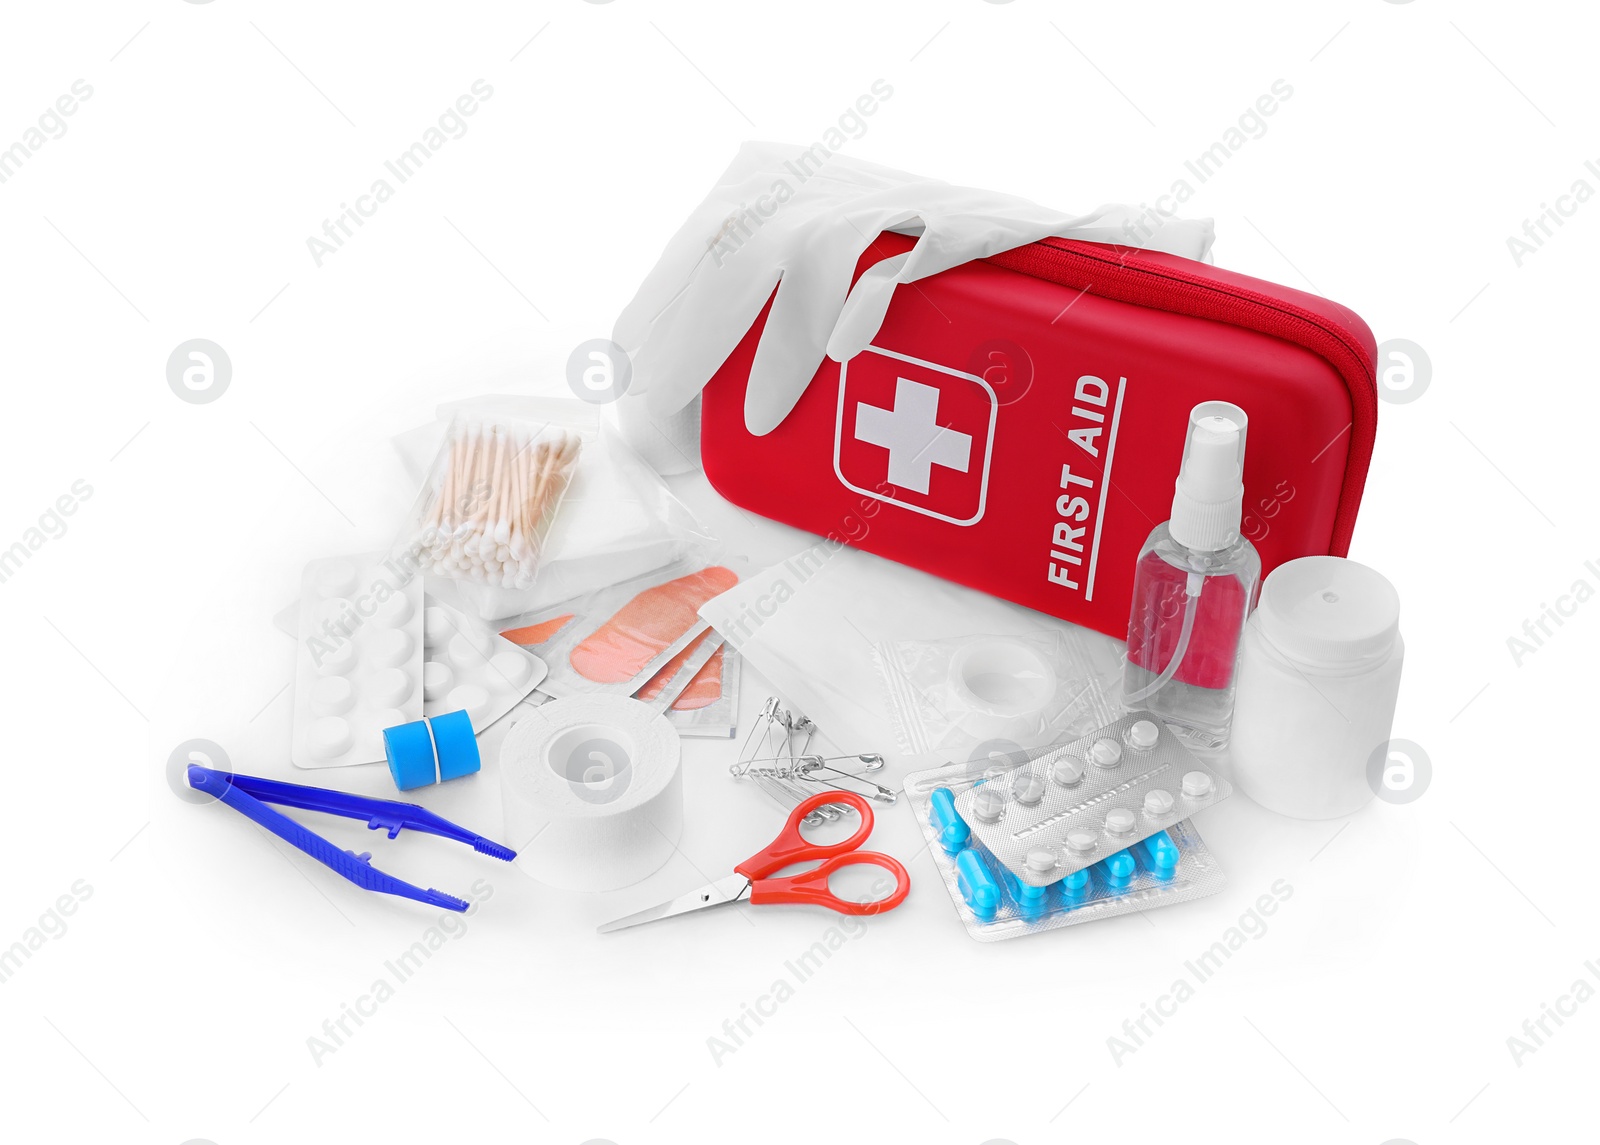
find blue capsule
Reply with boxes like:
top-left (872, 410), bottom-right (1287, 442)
top-left (928, 787), bottom-right (971, 856)
top-left (1096, 848), bottom-right (1137, 888)
top-left (955, 849), bottom-right (1002, 920)
top-left (1134, 829), bottom-right (1179, 879)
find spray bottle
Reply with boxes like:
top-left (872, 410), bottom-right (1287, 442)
top-left (1122, 401), bottom-right (1261, 747)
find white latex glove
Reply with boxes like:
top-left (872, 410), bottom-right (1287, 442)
top-left (616, 142), bottom-right (1215, 442)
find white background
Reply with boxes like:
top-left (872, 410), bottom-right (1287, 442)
top-left (1, 1), bottom-right (1595, 1142)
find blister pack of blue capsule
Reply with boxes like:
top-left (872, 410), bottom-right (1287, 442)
top-left (953, 710), bottom-right (1232, 887)
top-left (904, 759), bottom-right (1227, 941)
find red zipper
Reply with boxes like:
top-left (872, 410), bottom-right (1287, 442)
top-left (986, 237), bottom-right (1377, 557)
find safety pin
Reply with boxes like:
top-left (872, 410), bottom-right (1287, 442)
top-left (801, 773), bottom-right (898, 805)
top-left (743, 753), bottom-right (885, 772)
top-left (800, 764), bottom-right (898, 802)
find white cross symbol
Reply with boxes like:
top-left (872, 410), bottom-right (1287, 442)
top-left (853, 377), bottom-right (973, 495)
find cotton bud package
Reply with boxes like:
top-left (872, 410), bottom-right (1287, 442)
top-left (395, 413), bottom-right (581, 613)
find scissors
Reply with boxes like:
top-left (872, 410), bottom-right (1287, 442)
top-left (598, 791), bottom-right (910, 934)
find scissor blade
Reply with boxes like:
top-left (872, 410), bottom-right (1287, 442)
top-left (597, 874), bottom-right (748, 934)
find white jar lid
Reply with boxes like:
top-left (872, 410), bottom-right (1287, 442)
top-left (1256, 556), bottom-right (1400, 666)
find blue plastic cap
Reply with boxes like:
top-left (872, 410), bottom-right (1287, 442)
top-left (428, 710), bottom-right (480, 782)
top-left (384, 721), bottom-right (436, 791)
top-left (384, 710), bottom-right (481, 791)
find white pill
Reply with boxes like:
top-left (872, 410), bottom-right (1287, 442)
top-left (1065, 829), bottom-right (1098, 854)
top-left (308, 716), bottom-right (353, 760)
top-left (472, 627), bottom-right (501, 656)
top-left (1106, 808), bottom-right (1136, 835)
top-left (1090, 739), bottom-right (1122, 768)
top-left (423, 660), bottom-right (454, 701)
top-left (372, 667), bottom-right (413, 707)
top-left (448, 634), bottom-right (484, 670)
top-left (1026, 847), bottom-right (1058, 874)
top-left (314, 560), bottom-right (358, 599)
top-left (1182, 771), bottom-right (1213, 798)
top-left (1052, 756), bottom-right (1085, 787)
top-left (971, 786), bottom-right (1006, 824)
top-left (377, 591), bottom-right (414, 627)
top-left (491, 649), bottom-right (532, 687)
top-left (423, 606), bottom-right (454, 648)
top-left (314, 640), bottom-right (357, 677)
top-left (447, 683), bottom-right (491, 723)
top-left (1144, 789), bottom-right (1176, 817)
top-left (368, 628), bottom-right (415, 668)
top-left (1011, 772), bottom-right (1047, 807)
top-left (310, 676), bottom-right (355, 716)
top-left (1128, 720), bottom-right (1160, 749)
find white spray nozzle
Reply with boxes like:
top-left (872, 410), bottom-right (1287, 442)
top-left (1169, 400), bottom-right (1248, 551)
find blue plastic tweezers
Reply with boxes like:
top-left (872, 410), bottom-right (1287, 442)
top-left (188, 764), bottom-right (516, 912)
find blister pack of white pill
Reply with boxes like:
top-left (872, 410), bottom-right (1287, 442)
top-left (954, 711), bottom-right (1232, 887)
top-left (421, 597), bottom-right (547, 732)
top-left (905, 760), bottom-right (1228, 942)
top-left (291, 554), bottom-right (425, 769)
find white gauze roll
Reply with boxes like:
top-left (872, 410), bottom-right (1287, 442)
top-left (500, 695), bottom-right (683, 891)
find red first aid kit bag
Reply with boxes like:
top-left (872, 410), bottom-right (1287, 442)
top-left (699, 232), bottom-right (1378, 642)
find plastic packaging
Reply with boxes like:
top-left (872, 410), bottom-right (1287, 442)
top-left (502, 608), bottom-right (742, 737)
top-left (640, 641), bottom-right (741, 737)
top-left (701, 544), bottom-right (1124, 759)
top-left (874, 631), bottom-right (1113, 757)
top-left (1124, 401), bottom-right (1262, 748)
top-left (504, 559), bottom-right (738, 701)
top-left (954, 711), bottom-right (1233, 886)
top-left (905, 760), bottom-right (1227, 942)
top-left (1230, 556), bottom-right (1404, 819)
top-left (394, 411), bottom-right (581, 617)
top-left (636, 628), bottom-right (725, 713)
top-left (420, 599), bottom-right (547, 731)
top-left (291, 553), bottom-right (425, 769)
top-left (393, 396), bottom-right (714, 618)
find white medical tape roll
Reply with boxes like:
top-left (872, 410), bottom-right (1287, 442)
top-left (946, 637), bottom-right (1058, 744)
top-left (499, 694), bottom-right (683, 891)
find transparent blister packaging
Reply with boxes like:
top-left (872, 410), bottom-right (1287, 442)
top-left (904, 760), bottom-right (1227, 942)
top-left (874, 630), bottom-right (1117, 757)
top-left (953, 711), bottom-right (1233, 886)
top-left (393, 410), bottom-right (583, 619)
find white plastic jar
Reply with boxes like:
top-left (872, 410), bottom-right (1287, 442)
top-left (1228, 556), bottom-right (1403, 819)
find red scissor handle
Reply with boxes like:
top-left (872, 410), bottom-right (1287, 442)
top-left (735, 791), bottom-right (875, 881)
top-left (748, 851), bottom-right (911, 915)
